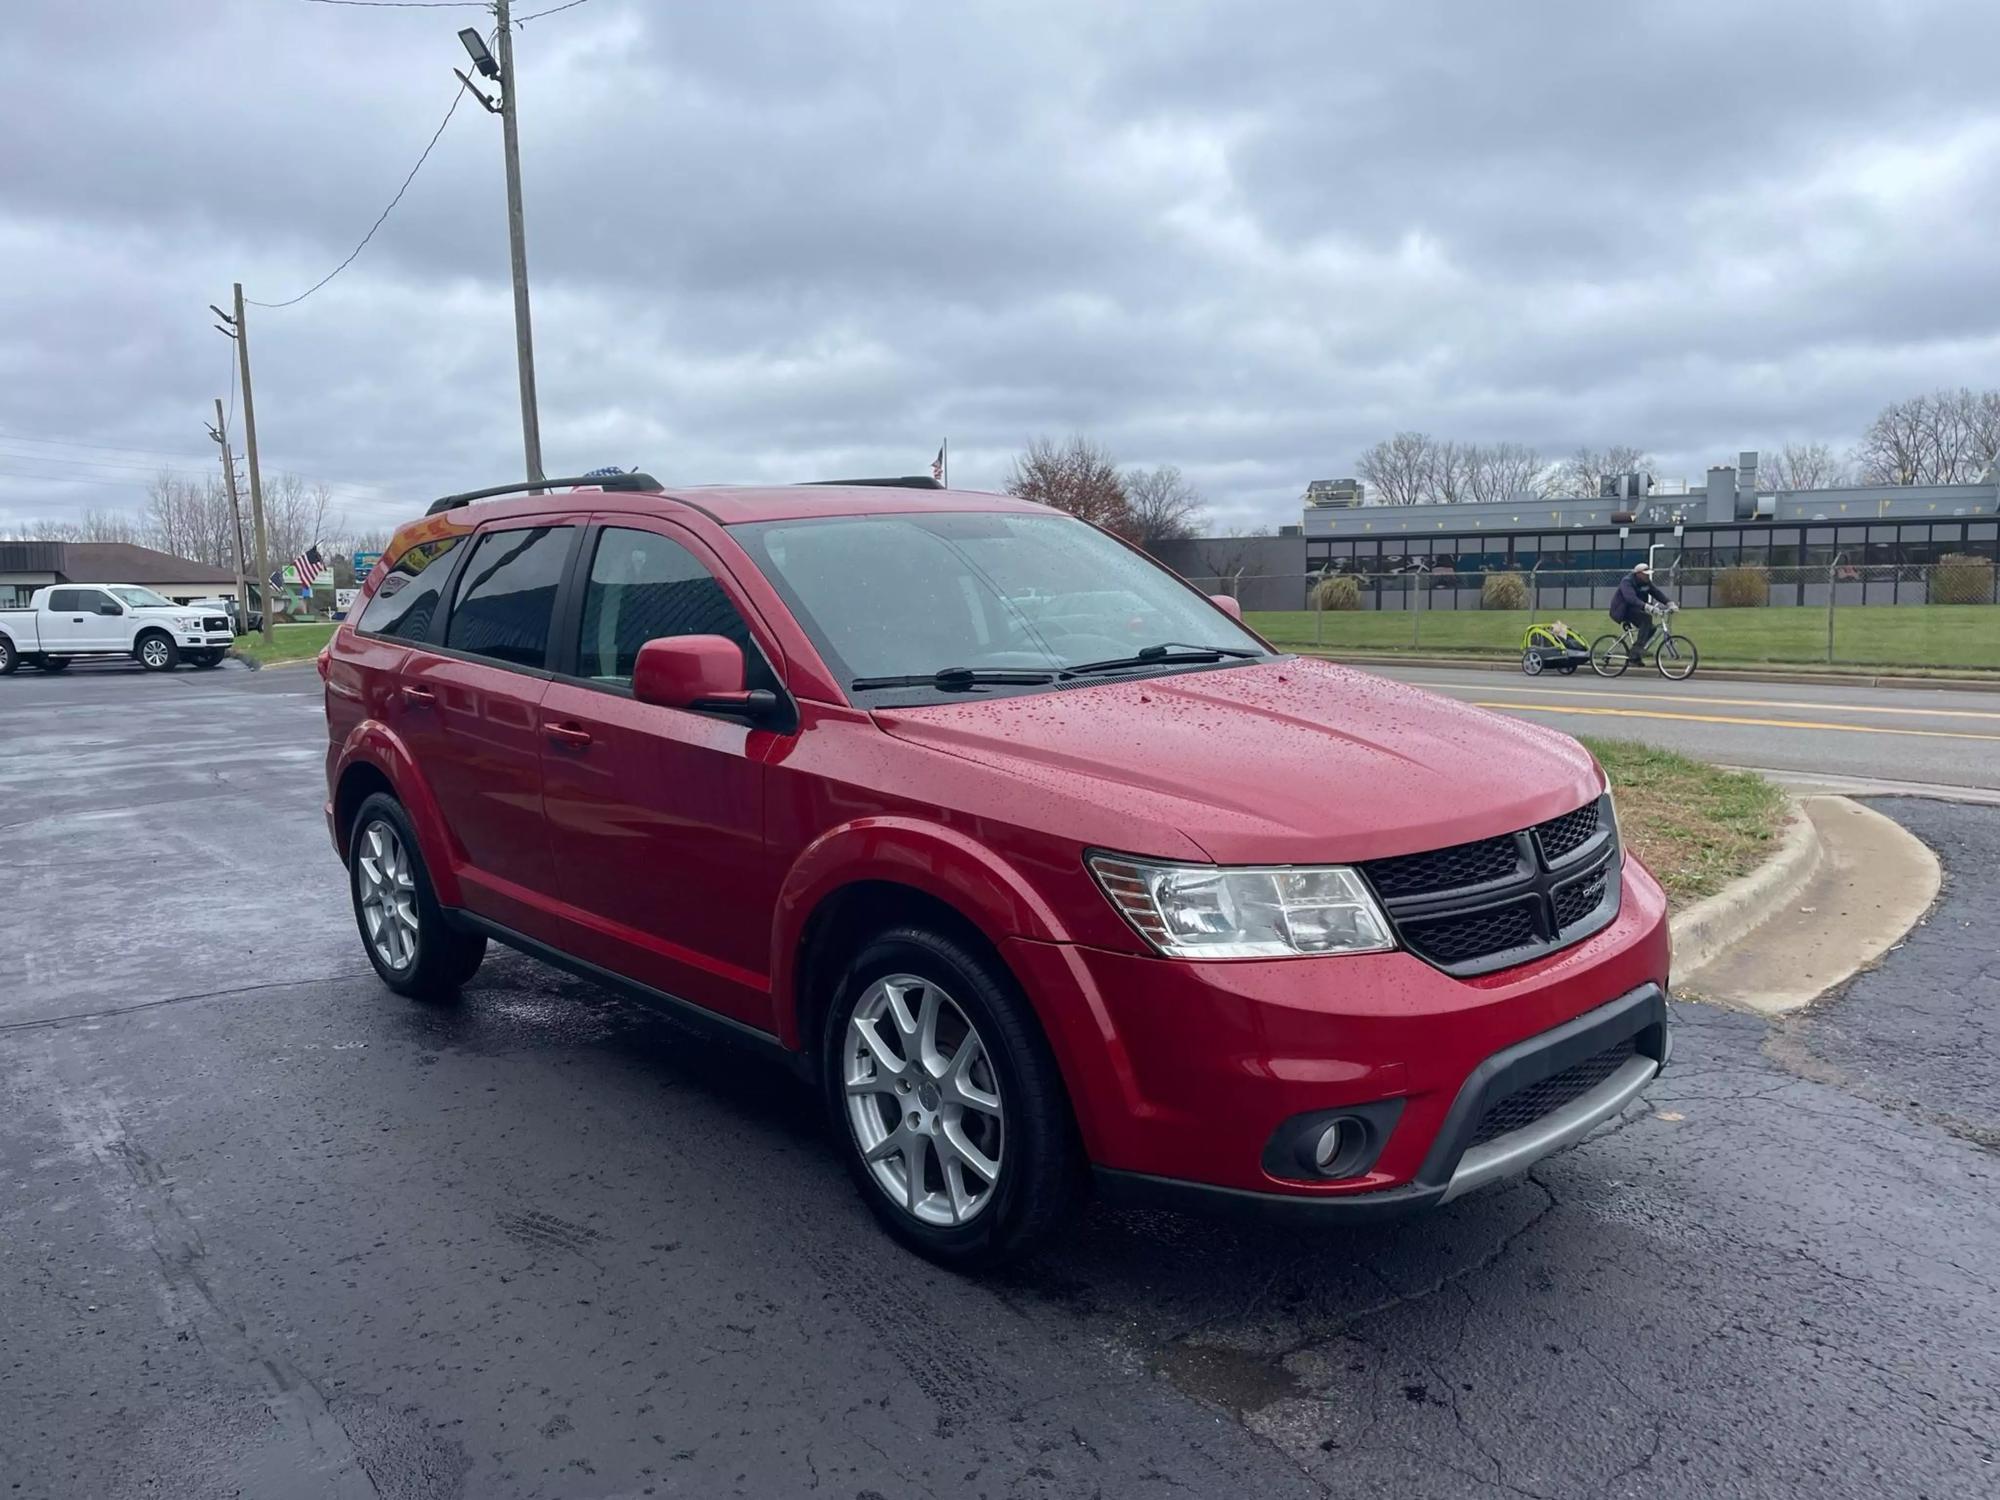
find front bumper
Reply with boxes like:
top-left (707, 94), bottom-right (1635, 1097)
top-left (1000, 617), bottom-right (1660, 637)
top-left (1093, 982), bottom-right (1667, 1222)
top-left (1002, 856), bottom-right (1672, 1207)
top-left (178, 631), bottom-right (235, 648)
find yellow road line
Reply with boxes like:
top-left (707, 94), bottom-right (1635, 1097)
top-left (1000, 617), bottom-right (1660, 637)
top-left (1461, 681), bottom-right (2000, 722)
top-left (1475, 701), bottom-right (2000, 743)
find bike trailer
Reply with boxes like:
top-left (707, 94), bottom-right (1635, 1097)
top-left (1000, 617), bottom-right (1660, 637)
top-left (1520, 620), bottom-right (1591, 676)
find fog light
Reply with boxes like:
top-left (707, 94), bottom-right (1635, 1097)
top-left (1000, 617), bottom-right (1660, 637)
top-left (1311, 1121), bottom-right (1351, 1171)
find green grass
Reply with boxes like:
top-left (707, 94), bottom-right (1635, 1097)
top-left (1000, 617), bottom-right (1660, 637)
top-left (231, 621), bottom-right (337, 665)
top-left (1246, 602), bottom-right (2000, 673)
top-left (1583, 737), bottom-right (1787, 909)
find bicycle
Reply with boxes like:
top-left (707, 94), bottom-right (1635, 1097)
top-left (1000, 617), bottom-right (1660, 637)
top-left (1590, 602), bottom-right (1698, 680)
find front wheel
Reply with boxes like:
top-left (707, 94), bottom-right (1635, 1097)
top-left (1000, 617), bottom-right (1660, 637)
top-left (348, 792), bottom-right (486, 999)
top-left (1589, 635), bottom-right (1631, 677)
top-left (136, 633), bottom-right (179, 672)
top-left (1521, 649), bottom-right (1544, 677)
top-left (823, 928), bottom-right (1081, 1270)
top-left (0, 636), bottom-right (17, 675)
top-left (1656, 634), bottom-right (1699, 680)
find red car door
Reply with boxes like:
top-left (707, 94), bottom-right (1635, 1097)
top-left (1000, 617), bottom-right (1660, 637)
top-left (399, 519), bottom-right (582, 943)
top-left (536, 519), bottom-right (786, 1031)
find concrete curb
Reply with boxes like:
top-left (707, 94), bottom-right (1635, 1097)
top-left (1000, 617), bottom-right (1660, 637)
top-left (1292, 650), bottom-right (2000, 692)
top-left (1668, 799), bottom-right (1823, 982)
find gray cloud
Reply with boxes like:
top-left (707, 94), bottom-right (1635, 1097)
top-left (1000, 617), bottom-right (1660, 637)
top-left (3, 0), bottom-right (1998, 535)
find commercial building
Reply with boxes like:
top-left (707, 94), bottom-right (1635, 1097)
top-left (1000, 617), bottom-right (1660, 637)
top-left (1293, 452), bottom-right (1999, 611)
top-left (0, 541), bottom-right (240, 608)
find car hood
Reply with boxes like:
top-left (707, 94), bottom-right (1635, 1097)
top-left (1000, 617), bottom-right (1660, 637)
top-left (871, 658), bottom-right (1603, 865)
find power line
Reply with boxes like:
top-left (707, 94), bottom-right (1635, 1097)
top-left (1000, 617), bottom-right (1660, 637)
top-left (512, 0), bottom-right (591, 22)
top-left (245, 77), bottom-right (475, 309)
top-left (303, 2), bottom-right (488, 9)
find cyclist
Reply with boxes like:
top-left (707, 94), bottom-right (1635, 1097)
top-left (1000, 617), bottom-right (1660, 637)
top-left (1610, 561), bottom-right (1675, 664)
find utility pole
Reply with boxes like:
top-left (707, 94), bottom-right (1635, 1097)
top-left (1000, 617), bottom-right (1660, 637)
top-left (209, 398), bottom-right (251, 632)
top-left (230, 284), bottom-right (275, 644)
top-left (468, 0), bottom-right (544, 486)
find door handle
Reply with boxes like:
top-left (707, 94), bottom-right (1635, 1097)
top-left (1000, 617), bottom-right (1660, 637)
top-left (543, 721), bottom-right (593, 749)
top-left (402, 684), bottom-right (437, 705)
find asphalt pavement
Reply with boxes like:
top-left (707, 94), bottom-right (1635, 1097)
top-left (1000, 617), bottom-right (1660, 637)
top-left (1370, 663), bottom-right (2000, 795)
top-left (2, 658), bottom-right (1996, 1499)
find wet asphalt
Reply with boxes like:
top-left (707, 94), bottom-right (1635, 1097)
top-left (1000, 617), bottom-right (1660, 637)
top-left (0, 658), bottom-right (1995, 1499)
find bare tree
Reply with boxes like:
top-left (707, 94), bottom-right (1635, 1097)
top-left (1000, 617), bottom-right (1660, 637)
top-left (261, 473), bottom-right (345, 566)
top-left (1464, 442), bottom-right (1553, 503)
top-left (1763, 442), bottom-right (1851, 491)
top-left (1122, 463), bottom-right (1207, 544)
top-left (1556, 445), bottom-right (1654, 498)
top-left (1856, 389), bottom-right (2000, 484)
top-left (1005, 435), bottom-right (1134, 535)
top-left (1428, 440), bottom-right (1471, 505)
top-left (1356, 431), bottom-right (1436, 506)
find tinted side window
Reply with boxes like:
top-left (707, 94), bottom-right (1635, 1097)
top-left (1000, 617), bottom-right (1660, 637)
top-left (579, 527), bottom-right (775, 690)
top-left (356, 534), bottom-right (465, 642)
top-left (74, 589), bottom-right (116, 613)
top-left (446, 525), bottom-right (574, 668)
top-left (48, 589), bottom-right (83, 611)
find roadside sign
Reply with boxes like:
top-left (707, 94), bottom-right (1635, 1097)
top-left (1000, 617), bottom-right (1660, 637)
top-left (335, 588), bottom-right (358, 612)
top-left (353, 551), bottom-right (382, 576)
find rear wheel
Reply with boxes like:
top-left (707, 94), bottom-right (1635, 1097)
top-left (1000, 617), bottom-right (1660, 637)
top-left (136, 633), bottom-right (178, 672)
top-left (1589, 635), bottom-right (1631, 677)
top-left (348, 792), bottom-right (486, 999)
top-left (34, 656), bottom-right (70, 673)
top-left (1655, 634), bottom-right (1699, 680)
top-left (823, 928), bottom-right (1080, 1270)
top-left (0, 636), bottom-right (16, 675)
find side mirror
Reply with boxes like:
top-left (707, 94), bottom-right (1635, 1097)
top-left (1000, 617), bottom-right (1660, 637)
top-left (98, 602), bottom-right (122, 616)
top-left (1209, 594), bottom-right (1242, 622)
top-left (632, 635), bottom-right (778, 717)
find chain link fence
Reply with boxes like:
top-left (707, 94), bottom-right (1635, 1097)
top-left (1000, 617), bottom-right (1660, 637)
top-left (1183, 560), bottom-right (2000, 671)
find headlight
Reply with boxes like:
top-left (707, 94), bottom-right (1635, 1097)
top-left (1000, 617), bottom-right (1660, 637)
top-left (1087, 854), bottom-right (1396, 960)
top-left (1600, 781), bottom-right (1625, 865)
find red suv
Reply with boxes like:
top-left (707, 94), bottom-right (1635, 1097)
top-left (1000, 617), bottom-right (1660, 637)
top-left (322, 473), bottom-right (1670, 1267)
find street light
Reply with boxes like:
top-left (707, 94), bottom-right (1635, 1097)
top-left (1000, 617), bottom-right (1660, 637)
top-left (458, 28), bottom-right (499, 79)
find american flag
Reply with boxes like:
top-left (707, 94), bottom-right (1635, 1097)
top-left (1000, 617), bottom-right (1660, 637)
top-left (931, 441), bottom-right (947, 484)
top-left (291, 545), bottom-right (325, 589)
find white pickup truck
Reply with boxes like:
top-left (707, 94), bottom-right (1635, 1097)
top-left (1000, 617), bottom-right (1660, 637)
top-left (0, 585), bottom-right (236, 674)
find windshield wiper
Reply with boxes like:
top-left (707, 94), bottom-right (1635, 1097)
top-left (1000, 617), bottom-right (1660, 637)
top-left (1059, 642), bottom-right (1264, 677)
top-left (850, 667), bottom-right (1059, 692)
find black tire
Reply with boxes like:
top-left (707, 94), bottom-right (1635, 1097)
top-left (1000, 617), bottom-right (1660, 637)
top-left (1589, 634), bottom-right (1630, 678)
top-left (821, 927), bottom-right (1082, 1271)
top-left (346, 791), bottom-right (486, 1000)
top-left (1520, 650), bottom-right (1544, 677)
top-left (35, 656), bottom-right (71, 673)
top-left (136, 632), bottom-right (179, 672)
top-left (0, 636), bottom-right (16, 675)
top-left (190, 650), bottom-right (223, 668)
top-left (1656, 634), bottom-right (1699, 681)
top-left (1557, 662), bottom-right (1579, 674)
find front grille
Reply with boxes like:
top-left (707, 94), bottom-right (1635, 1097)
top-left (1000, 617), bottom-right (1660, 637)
top-left (1466, 1039), bottom-right (1638, 1148)
top-left (1364, 834), bottom-right (1520, 899)
top-left (1400, 899), bottom-right (1539, 967)
top-left (1359, 795), bottom-right (1621, 976)
top-left (203, 616), bottom-right (228, 632)
top-left (1535, 803), bottom-right (1600, 864)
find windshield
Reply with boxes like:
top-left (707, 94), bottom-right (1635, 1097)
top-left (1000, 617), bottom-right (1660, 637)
top-left (111, 586), bottom-right (174, 608)
top-left (731, 510), bottom-right (1270, 695)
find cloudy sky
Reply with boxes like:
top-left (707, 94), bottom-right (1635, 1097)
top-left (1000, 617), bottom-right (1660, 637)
top-left (4, 0), bottom-right (1999, 536)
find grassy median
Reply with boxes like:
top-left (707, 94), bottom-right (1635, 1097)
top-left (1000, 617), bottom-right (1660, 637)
top-left (230, 621), bottom-right (337, 666)
top-left (1582, 737), bottom-right (1786, 908)
top-left (1247, 601), bottom-right (2000, 673)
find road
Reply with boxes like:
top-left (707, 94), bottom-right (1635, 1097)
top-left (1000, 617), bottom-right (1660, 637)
top-left (1, 659), bottom-right (1996, 1499)
top-left (1370, 664), bottom-right (2000, 796)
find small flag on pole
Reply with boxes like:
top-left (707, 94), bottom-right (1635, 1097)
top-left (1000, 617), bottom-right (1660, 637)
top-left (292, 544), bottom-right (326, 589)
top-left (932, 441), bottom-right (947, 485)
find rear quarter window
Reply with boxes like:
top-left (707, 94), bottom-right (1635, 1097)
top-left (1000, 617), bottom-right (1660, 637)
top-left (356, 535), bottom-right (465, 642)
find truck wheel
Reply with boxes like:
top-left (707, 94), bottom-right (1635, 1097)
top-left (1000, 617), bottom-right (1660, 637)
top-left (348, 792), bottom-right (486, 1000)
top-left (136, 632), bottom-right (179, 672)
top-left (0, 637), bottom-right (16, 675)
top-left (191, 650), bottom-right (222, 668)
top-left (822, 927), bottom-right (1082, 1270)
top-left (36, 656), bottom-right (71, 673)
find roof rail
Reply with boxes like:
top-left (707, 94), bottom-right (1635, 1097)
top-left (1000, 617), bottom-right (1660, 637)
top-left (425, 472), bottom-right (663, 516)
top-left (802, 475), bottom-right (945, 490)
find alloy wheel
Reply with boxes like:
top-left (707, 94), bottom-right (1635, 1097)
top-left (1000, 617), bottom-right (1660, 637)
top-left (141, 638), bottom-right (170, 668)
top-left (356, 820), bottom-right (420, 970)
top-left (843, 974), bottom-right (1005, 1227)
